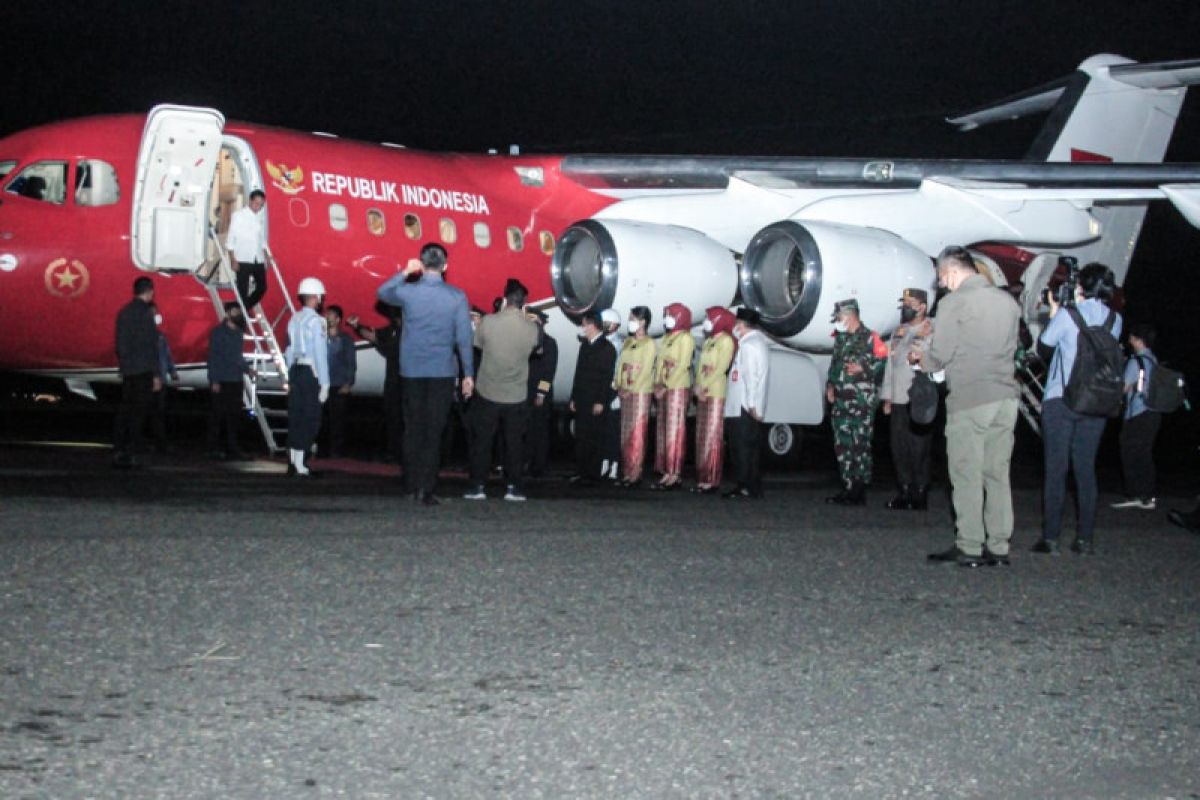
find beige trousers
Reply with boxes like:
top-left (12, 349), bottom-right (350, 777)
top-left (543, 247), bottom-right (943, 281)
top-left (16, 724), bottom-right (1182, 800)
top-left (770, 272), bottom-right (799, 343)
top-left (945, 398), bottom-right (1019, 556)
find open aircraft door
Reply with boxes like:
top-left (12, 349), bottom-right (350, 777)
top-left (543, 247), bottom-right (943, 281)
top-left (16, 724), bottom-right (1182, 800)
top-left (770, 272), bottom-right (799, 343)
top-left (130, 105), bottom-right (225, 272)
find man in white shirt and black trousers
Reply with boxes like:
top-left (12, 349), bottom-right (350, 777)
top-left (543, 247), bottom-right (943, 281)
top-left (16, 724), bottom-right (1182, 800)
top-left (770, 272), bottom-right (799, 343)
top-left (225, 189), bottom-right (272, 311)
top-left (724, 308), bottom-right (770, 499)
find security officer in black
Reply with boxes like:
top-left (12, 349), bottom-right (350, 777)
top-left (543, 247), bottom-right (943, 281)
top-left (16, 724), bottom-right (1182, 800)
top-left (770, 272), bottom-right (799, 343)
top-left (350, 305), bottom-right (403, 464)
top-left (113, 276), bottom-right (160, 468)
top-left (525, 309), bottom-right (558, 477)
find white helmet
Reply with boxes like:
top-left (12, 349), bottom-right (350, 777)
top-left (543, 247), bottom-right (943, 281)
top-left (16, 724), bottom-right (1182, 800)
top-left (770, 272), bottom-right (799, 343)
top-left (600, 308), bottom-right (621, 326)
top-left (298, 277), bottom-right (326, 296)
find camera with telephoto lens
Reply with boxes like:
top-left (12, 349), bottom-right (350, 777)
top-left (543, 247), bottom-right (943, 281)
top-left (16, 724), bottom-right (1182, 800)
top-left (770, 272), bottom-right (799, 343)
top-left (1041, 256), bottom-right (1080, 308)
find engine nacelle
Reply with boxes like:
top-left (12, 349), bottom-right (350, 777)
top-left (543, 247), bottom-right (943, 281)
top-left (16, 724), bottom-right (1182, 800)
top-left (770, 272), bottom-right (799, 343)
top-left (738, 220), bottom-right (935, 350)
top-left (551, 219), bottom-right (738, 335)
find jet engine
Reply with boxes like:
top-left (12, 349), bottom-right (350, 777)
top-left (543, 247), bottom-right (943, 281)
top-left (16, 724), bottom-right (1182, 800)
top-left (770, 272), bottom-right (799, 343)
top-left (738, 220), bottom-right (935, 350)
top-left (551, 219), bottom-right (738, 335)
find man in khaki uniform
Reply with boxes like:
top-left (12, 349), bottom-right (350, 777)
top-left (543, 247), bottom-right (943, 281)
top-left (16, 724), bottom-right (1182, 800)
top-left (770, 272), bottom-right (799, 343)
top-left (918, 246), bottom-right (1021, 568)
top-left (881, 288), bottom-right (935, 510)
top-left (463, 279), bottom-right (540, 502)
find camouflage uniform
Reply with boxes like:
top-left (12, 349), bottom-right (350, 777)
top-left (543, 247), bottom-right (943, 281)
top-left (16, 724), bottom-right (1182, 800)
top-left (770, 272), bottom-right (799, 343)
top-left (828, 326), bottom-right (886, 489)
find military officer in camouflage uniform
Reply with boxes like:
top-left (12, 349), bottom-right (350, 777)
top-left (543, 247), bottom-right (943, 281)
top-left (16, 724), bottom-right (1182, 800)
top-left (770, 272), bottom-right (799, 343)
top-left (825, 298), bottom-right (886, 505)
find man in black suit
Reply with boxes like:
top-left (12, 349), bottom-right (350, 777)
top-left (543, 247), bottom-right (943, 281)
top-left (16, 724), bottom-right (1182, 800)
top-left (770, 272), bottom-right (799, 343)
top-left (568, 310), bottom-right (616, 483)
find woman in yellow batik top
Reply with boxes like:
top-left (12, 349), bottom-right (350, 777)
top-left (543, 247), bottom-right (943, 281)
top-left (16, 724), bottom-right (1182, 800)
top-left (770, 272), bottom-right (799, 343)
top-left (692, 306), bottom-right (737, 493)
top-left (651, 302), bottom-right (695, 490)
top-left (615, 305), bottom-right (658, 487)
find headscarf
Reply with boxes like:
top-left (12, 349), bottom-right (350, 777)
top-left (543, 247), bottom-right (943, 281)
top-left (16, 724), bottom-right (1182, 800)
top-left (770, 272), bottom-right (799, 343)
top-left (664, 302), bottom-right (693, 332)
top-left (705, 306), bottom-right (736, 339)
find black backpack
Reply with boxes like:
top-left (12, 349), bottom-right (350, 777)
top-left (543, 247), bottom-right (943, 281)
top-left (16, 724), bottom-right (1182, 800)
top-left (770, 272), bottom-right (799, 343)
top-left (1061, 307), bottom-right (1124, 417)
top-left (1135, 355), bottom-right (1187, 413)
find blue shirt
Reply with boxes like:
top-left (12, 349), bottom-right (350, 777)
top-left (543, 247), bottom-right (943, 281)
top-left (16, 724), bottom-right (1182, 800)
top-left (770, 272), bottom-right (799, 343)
top-left (1123, 348), bottom-right (1157, 419)
top-left (1039, 298), bottom-right (1122, 401)
top-left (286, 306), bottom-right (331, 386)
top-left (156, 333), bottom-right (176, 381)
top-left (377, 271), bottom-right (474, 379)
top-left (328, 330), bottom-right (358, 387)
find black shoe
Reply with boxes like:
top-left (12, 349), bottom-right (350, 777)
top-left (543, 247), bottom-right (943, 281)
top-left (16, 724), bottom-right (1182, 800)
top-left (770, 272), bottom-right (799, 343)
top-left (690, 485), bottom-right (718, 495)
top-left (723, 487), bottom-right (751, 500)
top-left (825, 487), bottom-right (850, 505)
top-left (927, 546), bottom-right (985, 567)
top-left (111, 452), bottom-right (133, 469)
top-left (909, 485), bottom-right (929, 511)
top-left (885, 488), bottom-right (912, 510)
top-left (415, 491), bottom-right (441, 506)
top-left (1031, 539), bottom-right (1060, 555)
top-left (983, 548), bottom-right (1011, 567)
top-left (1167, 508), bottom-right (1200, 533)
top-left (1069, 538), bottom-right (1095, 556)
top-left (842, 481), bottom-right (867, 506)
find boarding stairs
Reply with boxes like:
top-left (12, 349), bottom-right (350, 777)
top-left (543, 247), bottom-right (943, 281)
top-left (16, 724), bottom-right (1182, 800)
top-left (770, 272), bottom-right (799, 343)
top-left (199, 230), bottom-right (296, 455)
top-left (1016, 355), bottom-right (1045, 437)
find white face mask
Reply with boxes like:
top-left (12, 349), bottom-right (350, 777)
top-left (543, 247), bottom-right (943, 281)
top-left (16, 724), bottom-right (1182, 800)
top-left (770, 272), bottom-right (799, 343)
top-left (663, 316), bottom-right (675, 330)
top-left (732, 325), bottom-right (744, 341)
top-left (154, 314), bottom-right (163, 326)
top-left (834, 320), bottom-right (849, 334)
top-left (702, 319), bottom-right (714, 334)
top-left (628, 320), bottom-right (641, 334)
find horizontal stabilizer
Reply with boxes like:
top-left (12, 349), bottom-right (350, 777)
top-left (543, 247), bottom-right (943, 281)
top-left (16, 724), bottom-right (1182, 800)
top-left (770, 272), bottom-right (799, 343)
top-left (1160, 184), bottom-right (1200, 228)
top-left (947, 56), bottom-right (1200, 132)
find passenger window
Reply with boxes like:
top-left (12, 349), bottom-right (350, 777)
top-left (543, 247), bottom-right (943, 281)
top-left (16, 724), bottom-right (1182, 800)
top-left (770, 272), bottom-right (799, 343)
top-left (539, 231), bottom-right (555, 255)
top-left (74, 159), bottom-right (120, 206)
top-left (367, 208), bottom-right (386, 236)
top-left (288, 198), bottom-right (310, 228)
top-left (403, 213), bottom-right (421, 240)
top-left (507, 226), bottom-right (525, 252)
top-left (473, 222), bottom-right (491, 248)
top-left (329, 203), bottom-right (349, 231)
top-left (5, 161), bottom-right (67, 204)
top-left (0, 160), bottom-right (16, 183)
top-left (439, 218), bottom-right (457, 244)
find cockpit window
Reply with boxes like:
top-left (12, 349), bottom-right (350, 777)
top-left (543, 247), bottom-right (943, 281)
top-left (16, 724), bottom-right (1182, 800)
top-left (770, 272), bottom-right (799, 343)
top-left (5, 161), bottom-right (67, 204)
top-left (75, 159), bottom-right (120, 206)
top-left (0, 161), bottom-right (15, 183)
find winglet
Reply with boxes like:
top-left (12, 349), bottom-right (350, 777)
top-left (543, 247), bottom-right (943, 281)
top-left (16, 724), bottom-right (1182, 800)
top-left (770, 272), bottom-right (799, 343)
top-left (1160, 184), bottom-right (1200, 229)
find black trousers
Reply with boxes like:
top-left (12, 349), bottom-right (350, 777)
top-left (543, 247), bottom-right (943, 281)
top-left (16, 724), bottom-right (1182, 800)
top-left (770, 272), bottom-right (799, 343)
top-left (402, 377), bottom-right (456, 495)
top-left (889, 402), bottom-right (933, 488)
top-left (728, 410), bottom-right (764, 495)
top-left (602, 404), bottom-right (621, 466)
top-left (524, 397), bottom-right (552, 476)
top-left (1119, 410), bottom-right (1162, 500)
top-left (469, 396), bottom-right (529, 488)
top-left (207, 381), bottom-right (243, 453)
top-left (287, 364), bottom-right (322, 452)
top-left (383, 378), bottom-right (404, 463)
top-left (574, 407), bottom-right (606, 479)
top-left (149, 387), bottom-right (169, 447)
top-left (113, 372), bottom-right (155, 457)
top-left (325, 387), bottom-right (350, 457)
top-left (236, 261), bottom-right (267, 309)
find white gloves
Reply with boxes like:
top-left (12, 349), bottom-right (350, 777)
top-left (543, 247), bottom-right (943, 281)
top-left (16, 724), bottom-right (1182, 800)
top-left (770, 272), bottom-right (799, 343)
top-left (318, 385), bottom-right (330, 404)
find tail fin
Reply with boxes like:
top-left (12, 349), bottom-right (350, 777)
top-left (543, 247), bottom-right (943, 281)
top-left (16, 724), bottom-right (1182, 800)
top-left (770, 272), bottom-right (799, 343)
top-left (949, 55), bottom-right (1200, 282)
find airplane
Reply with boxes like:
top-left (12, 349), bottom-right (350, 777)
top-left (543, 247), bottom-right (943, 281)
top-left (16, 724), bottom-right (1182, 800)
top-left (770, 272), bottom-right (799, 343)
top-left (0, 53), bottom-right (1198, 458)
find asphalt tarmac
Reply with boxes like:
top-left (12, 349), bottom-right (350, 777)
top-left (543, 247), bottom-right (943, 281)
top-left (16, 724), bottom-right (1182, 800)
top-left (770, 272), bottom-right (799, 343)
top-left (2, 443), bottom-right (1198, 799)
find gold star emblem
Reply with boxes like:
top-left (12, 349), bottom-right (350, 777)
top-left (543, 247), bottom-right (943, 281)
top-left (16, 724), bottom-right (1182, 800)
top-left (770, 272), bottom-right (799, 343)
top-left (55, 267), bottom-right (79, 289)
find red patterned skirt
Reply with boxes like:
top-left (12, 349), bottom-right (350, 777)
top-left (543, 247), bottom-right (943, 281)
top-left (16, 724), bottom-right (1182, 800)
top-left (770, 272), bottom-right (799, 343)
top-left (654, 387), bottom-right (689, 477)
top-left (694, 396), bottom-right (725, 487)
top-left (620, 392), bottom-right (653, 482)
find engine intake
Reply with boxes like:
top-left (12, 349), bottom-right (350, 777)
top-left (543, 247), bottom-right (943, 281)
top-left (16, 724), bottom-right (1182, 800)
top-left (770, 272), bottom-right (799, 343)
top-left (551, 219), bottom-right (737, 334)
top-left (740, 220), bottom-right (935, 349)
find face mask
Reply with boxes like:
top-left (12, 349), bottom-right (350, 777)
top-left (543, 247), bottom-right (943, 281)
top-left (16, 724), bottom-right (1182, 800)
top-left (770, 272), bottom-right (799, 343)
top-left (899, 307), bottom-right (917, 324)
top-left (834, 321), bottom-right (849, 334)
top-left (663, 316), bottom-right (675, 330)
top-left (154, 314), bottom-right (163, 326)
top-left (628, 320), bottom-right (641, 334)
top-left (732, 325), bottom-right (744, 341)
top-left (702, 319), bottom-right (714, 334)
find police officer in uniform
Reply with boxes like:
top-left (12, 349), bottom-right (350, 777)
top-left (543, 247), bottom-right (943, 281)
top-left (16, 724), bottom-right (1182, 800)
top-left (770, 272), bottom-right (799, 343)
top-left (825, 298), bottom-right (886, 505)
top-left (881, 288), bottom-right (935, 510)
top-left (285, 277), bottom-right (330, 477)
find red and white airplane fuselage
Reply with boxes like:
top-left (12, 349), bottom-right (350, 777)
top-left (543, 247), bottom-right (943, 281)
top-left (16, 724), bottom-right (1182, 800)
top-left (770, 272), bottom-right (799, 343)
top-left (2, 54), bottom-right (1199, 444)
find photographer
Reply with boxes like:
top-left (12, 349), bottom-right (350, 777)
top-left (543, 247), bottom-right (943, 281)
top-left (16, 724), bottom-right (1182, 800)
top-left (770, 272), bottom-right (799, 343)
top-left (1032, 262), bottom-right (1122, 556)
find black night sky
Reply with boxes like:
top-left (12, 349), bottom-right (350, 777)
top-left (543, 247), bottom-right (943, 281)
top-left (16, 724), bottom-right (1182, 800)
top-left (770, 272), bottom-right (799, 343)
top-left (5, 0), bottom-right (1200, 372)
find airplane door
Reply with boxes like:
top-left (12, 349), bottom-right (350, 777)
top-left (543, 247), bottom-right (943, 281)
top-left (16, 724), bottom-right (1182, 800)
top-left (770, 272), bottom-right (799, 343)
top-left (130, 105), bottom-right (225, 272)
